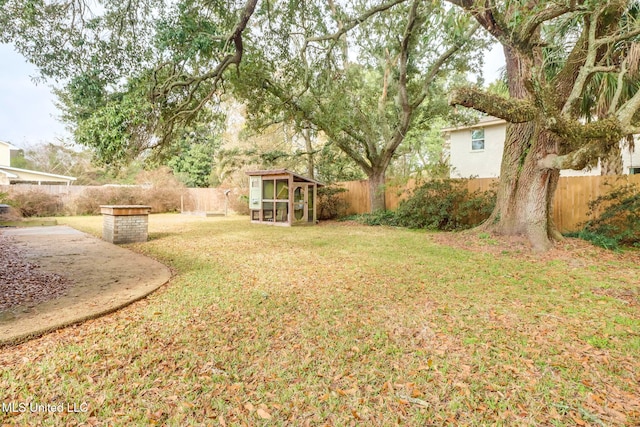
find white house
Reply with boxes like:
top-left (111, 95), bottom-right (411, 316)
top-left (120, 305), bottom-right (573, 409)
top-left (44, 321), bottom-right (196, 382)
top-left (444, 117), bottom-right (640, 178)
top-left (0, 140), bottom-right (76, 185)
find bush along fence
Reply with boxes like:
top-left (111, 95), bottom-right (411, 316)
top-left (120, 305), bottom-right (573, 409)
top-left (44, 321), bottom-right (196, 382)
top-left (0, 184), bottom-right (251, 218)
top-left (567, 182), bottom-right (640, 249)
top-left (334, 175), bottom-right (640, 233)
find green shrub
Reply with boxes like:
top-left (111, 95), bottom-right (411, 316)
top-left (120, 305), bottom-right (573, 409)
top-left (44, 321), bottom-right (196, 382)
top-left (395, 178), bottom-right (495, 231)
top-left (318, 186), bottom-right (348, 220)
top-left (7, 190), bottom-right (62, 217)
top-left (565, 230), bottom-right (620, 251)
top-left (346, 179), bottom-right (495, 231)
top-left (573, 182), bottom-right (640, 248)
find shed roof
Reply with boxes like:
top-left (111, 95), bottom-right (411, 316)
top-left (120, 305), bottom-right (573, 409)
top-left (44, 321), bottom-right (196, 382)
top-left (246, 169), bottom-right (324, 186)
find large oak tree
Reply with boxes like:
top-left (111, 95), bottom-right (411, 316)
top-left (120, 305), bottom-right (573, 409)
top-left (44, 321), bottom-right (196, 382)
top-left (446, 0), bottom-right (640, 251)
top-left (233, 0), bottom-right (485, 211)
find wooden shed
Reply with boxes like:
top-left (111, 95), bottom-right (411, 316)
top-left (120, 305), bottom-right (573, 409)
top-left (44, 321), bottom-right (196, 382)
top-left (246, 169), bottom-right (323, 226)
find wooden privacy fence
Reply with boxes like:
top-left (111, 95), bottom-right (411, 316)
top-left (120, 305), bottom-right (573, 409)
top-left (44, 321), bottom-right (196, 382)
top-left (182, 187), bottom-right (243, 214)
top-left (334, 178), bottom-right (497, 215)
top-left (335, 175), bottom-right (640, 232)
top-left (4, 175), bottom-right (640, 231)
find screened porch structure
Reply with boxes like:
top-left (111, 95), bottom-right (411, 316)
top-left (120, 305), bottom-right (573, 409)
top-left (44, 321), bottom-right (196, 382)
top-left (246, 169), bottom-right (323, 226)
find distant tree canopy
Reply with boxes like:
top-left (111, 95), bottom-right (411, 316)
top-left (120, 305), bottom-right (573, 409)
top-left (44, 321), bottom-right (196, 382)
top-left (16, 142), bottom-right (143, 185)
top-left (166, 125), bottom-right (221, 188)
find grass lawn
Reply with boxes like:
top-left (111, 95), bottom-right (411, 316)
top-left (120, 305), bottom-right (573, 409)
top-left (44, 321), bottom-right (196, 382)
top-left (2, 214), bottom-right (639, 426)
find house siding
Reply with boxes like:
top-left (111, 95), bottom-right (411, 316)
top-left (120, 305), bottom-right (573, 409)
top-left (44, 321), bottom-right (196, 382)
top-left (449, 123), bottom-right (505, 178)
top-left (448, 123), bottom-right (639, 178)
top-left (623, 135), bottom-right (640, 174)
top-left (0, 141), bottom-right (14, 166)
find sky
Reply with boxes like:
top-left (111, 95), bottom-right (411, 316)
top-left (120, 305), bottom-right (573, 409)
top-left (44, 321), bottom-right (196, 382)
top-left (0, 43), bottom-right (506, 150)
top-left (0, 44), bottom-right (70, 147)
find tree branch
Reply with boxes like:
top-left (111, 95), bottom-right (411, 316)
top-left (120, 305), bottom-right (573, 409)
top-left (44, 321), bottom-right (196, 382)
top-left (382, 0), bottom-right (421, 162)
top-left (516, 2), bottom-right (577, 46)
top-left (396, 0), bottom-right (419, 118)
top-left (261, 78), bottom-right (373, 172)
top-left (538, 138), bottom-right (615, 171)
top-left (411, 22), bottom-right (480, 109)
top-left (305, 0), bottom-right (408, 44)
top-left (560, 6), bottom-right (600, 116)
top-left (594, 25), bottom-right (640, 47)
top-left (617, 85), bottom-right (640, 132)
top-left (445, 0), bottom-right (508, 43)
top-left (545, 115), bottom-right (625, 144)
top-left (449, 86), bottom-right (537, 123)
top-left (608, 57), bottom-right (628, 116)
top-left (159, 0), bottom-right (259, 125)
top-left (378, 48), bottom-right (399, 141)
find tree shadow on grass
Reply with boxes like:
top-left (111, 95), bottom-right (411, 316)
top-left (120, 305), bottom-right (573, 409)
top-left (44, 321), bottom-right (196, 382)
top-left (147, 232), bottom-right (176, 242)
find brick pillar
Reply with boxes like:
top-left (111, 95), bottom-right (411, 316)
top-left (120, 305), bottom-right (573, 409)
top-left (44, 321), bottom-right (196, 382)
top-left (100, 205), bottom-right (152, 244)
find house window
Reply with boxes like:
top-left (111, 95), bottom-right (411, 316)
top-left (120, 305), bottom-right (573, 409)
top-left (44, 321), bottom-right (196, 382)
top-left (471, 129), bottom-right (485, 150)
top-left (630, 167), bottom-right (640, 175)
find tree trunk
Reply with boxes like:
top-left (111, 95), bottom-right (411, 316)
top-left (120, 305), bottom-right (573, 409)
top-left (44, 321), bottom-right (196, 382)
top-left (478, 46), bottom-right (562, 251)
top-left (303, 128), bottom-right (315, 180)
top-left (600, 142), bottom-right (622, 175)
top-left (546, 168), bottom-right (563, 241)
top-left (480, 125), bottom-right (560, 251)
top-left (368, 169), bottom-right (386, 212)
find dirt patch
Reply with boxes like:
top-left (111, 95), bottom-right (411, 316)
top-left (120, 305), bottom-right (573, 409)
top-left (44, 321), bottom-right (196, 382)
top-left (0, 226), bottom-right (171, 346)
top-left (592, 287), bottom-right (640, 306)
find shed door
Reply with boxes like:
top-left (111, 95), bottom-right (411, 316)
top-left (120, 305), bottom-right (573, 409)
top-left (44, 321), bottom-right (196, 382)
top-left (249, 176), bottom-right (262, 210)
top-left (292, 184), bottom-right (308, 223)
top-left (307, 184), bottom-right (315, 222)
